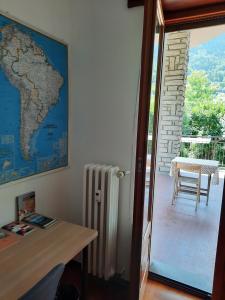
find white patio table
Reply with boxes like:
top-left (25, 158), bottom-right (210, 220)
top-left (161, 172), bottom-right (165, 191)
top-left (170, 157), bottom-right (220, 203)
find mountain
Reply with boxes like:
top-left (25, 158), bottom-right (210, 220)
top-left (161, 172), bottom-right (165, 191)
top-left (188, 33), bottom-right (225, 92)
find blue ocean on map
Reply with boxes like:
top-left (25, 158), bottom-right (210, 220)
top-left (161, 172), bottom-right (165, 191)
top-left (0, 14), bottom-right (68, 185)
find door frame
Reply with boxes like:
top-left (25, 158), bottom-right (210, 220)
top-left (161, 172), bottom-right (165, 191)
top-left (212, 178), bottom-right (225, 300)
top-left (129, 0), bottom-right (164, 299)
top-left (130, 2), bottom-right (225, 300)
top-left (148, 4), bottom-right (165, 220)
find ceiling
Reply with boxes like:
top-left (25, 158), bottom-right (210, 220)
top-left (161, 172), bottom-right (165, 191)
top-left (190, 24), bottom-right (225, 47)
top-left (162, 0), bottom-right (225, 12)
top-left (128, 0), bottom-right (225, 26)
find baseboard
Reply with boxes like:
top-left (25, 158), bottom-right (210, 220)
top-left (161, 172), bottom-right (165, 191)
top-left (109, 274), bottom-right (130, 288)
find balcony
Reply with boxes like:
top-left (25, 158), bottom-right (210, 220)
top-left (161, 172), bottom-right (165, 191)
top-left (148, 135), bottom-right (225, 292)
top-left (180, 136), bottom-right (225, 168)
top-left (147, 27), bottom-right (225, 294)
top-left (150, 170), bottom-right (224, 292)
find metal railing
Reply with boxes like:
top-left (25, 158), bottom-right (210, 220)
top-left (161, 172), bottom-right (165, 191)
top-left (180, 136), bottom-right (225, 168)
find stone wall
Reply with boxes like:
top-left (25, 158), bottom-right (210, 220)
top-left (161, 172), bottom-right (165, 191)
top-left (157, 31), bottom-right (190, 173)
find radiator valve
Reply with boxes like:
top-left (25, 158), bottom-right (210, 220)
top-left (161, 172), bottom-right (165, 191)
top-left (116, 170), bottom-right (130, 178)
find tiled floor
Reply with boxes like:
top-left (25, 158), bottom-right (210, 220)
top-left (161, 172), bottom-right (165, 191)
top-left (150, 171), bottom-right (224, 292)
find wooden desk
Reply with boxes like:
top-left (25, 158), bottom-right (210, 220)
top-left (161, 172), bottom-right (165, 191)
top-left (0, 221), bottom-right (97, 300)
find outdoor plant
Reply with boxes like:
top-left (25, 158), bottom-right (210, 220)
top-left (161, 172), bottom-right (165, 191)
top-left (182, 71), bottom-right (225, 164)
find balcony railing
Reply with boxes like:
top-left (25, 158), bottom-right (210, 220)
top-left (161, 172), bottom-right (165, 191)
top-left (180, 136), bottom-right (225, 168)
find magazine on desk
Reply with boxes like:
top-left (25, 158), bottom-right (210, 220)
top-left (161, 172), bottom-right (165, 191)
top-left (23, 213), bottom-right (57, 228)
top-left (16, 191), bottom-right (57, 228)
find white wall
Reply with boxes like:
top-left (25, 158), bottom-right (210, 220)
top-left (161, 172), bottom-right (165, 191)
top-left (71, 0), bottom-right (143, 278)
top-left (0, 0), bottom-right (144, 280)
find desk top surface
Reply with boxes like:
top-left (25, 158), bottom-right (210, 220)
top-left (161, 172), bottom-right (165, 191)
top-left (0, 221), bottom-right (97, 300)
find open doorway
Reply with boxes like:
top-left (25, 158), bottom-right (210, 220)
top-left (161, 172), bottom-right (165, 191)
top-left (149, 24), bottom-right (225, 296)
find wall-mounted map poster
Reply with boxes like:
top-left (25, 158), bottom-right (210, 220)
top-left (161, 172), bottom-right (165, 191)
top-left (0, 13), bottom-right (68, 185)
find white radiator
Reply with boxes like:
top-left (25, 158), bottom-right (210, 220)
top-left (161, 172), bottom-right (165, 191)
top-left (83, 164), bottom-right (120, 280)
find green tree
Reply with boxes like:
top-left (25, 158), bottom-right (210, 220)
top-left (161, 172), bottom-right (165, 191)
top-left (181, 71), bottom-right (225, 164)
top-left (185, 70), bottom-right (217, 113)
top-left (182, 71), bottom-right (225, 136)
top-left (190, 100), bottom-right (225, 136)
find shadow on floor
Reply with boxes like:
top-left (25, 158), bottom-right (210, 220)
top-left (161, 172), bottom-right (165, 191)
top-left (60, 261), bottom-right (129, 300)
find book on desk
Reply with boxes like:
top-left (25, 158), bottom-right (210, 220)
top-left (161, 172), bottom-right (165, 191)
top-left (1, 191), bottom-right (57, 242)
top-left (16, 191), bottom-right (57, 228)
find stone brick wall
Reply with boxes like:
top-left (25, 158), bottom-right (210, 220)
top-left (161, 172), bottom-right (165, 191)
top-left (157, 31), bottom-right (190, 173)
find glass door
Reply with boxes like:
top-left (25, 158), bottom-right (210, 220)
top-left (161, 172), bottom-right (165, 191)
top-left (130, 1), bottom-right (165, 299)
top-left (149, 24), bottom-right (225, 299)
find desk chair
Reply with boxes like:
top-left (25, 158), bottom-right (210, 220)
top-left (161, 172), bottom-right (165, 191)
top-left (19, 264), bottom-right (65, 300)
top-left (172, 163), bottom-right (202, 211)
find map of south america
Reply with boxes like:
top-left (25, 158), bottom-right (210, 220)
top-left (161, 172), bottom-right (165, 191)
top-left (0, 15), bottom-right (68, 185)
top-left (0, 25), bottom-right (63, 160)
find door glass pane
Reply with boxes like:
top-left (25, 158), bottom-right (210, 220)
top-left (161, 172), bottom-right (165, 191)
top-left (143, 20), bottom-right (160, 235)
top-left (150, 24), bottom-right (225, 294)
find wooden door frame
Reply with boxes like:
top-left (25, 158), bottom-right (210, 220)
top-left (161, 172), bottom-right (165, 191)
top-left (130, 3), bottom-right (225, 299)
top-left (148, 6), bottom-right (165, 221)
top-left (212, 177), bottom-right (225, 300)
top-left (128, 0), bottom-right (225, 27)
top-left (165, 13), bottom-right (225, 32)
top-left (129, 0), bottom-right (164, 299)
